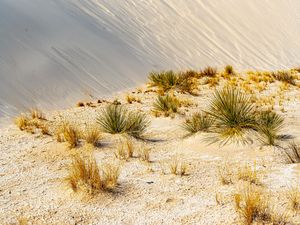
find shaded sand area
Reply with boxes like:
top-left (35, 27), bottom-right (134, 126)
top-left (1, 67), bottom-right (300, 224)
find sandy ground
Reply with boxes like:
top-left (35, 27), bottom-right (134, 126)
top-left (1, 72), bottom-right (300, 224)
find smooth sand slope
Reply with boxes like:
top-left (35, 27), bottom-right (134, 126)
top-left (1, 0), bottom-right (300, 116)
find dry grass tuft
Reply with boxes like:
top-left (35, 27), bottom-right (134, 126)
top-left (65, 153), bottom-right (120, 195)
top-left (138, 146), bottom-right (150, 162)
top-left (30, 108), bottom-right (45, 120)
top-left (234, 185), bottom-right (269, 225)
top-left (114, 143), bottom-right (129, 160)
top-left (15, 114), bottom-right (30, 131)
top-left (273, 70), bottom-right (296, 85)
top-left (200, 66), bottom-right (217, 77)
top-left (234, 184), bottom-right (290, 225)
top-left (102, 163), bottom-right (120, 191)
top-left (218, 163), bottom-right (234, 185)
top-left (66, 153), bottom-right (102, 195)
top-left (126, 138), bottom-right (134, 158)
top-left (84, 126), bottom-right (102, 147)
top-left (114, 138), bottom-right (135, 160)
top-left (63, 123), bottom-right (80, 149)
top-left (237, 163), bottom-right (261, 185)
top-left (126, 94), bottom-right (141, 104)
top-left (163, 156), bottom-right (188, 176)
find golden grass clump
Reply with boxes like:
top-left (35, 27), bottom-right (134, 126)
top-left (234, 185), bottom-right (269, 225)
top-left (63, 123), bottom-right (80, 149)
top-left (15, 114), bottom-right (30, 131)
top-left (153, 94), bottom-right (180, 117)
top-left (84, 126), bottom-right (102, 146)
top-left (126, 94), bottom-right (141, 104)
top-left (65, 154), bottom-right (120, 195)
top-left (15, 112), bottom-right (51, 135)
top-left (234, 184), bottom-right (290, 225)
top-left (169, 157), bottom-right (188, 176)
top-left (30, 108), bottom-right (45, 120)
top-left (114, 138), bottom-right (135, 160)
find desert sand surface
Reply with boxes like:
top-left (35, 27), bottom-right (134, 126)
top-left (1, 67), bottom-right (300, 224)
top-left (1, 0), bottom-right (300, 116)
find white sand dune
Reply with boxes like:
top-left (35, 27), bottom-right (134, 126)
top-left (1, 0), bottom-right (300, 116)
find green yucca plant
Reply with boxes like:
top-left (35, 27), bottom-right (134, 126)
top-left (182, 112), bottom-right (215, 134)
top-left (207, 88), bottom-right (257, 144)
top-left (153, 94), bottom-right (180, 116)
top-left (97, 104), bottom-right (149, 138)
top-left (148, 70), bottom-right (178, 91)
top-left (255, 110), bottom-right (284, 146)
top-left (273, 71), bottom-right (296, 85)
top-left (97, 104), bottom-right (127, 134)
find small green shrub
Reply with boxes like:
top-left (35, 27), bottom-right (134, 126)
top-left (97, 104), bottom-right (149, 138)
